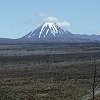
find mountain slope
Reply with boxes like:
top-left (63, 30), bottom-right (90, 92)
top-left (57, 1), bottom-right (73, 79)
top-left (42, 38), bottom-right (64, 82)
top-left (21, 22), bottom-right (74, 40)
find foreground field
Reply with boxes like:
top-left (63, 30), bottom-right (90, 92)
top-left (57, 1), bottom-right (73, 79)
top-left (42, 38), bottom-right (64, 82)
top-left (0, 43), bottom-right (100, 100)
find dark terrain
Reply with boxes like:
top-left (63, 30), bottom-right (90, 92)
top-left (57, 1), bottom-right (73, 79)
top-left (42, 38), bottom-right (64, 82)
top-left (0, 42), bottom-right (100, 100)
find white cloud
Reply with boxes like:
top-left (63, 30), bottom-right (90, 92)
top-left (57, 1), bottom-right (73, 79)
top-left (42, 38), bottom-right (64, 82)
top-left (39, 12), bottom-right (48, 17)
top-left (43, 16), bottom-right (71, 28)
top-left (43, 16), bottom-right (58, 22)
top-left (57, 21), bottom-right (71, 28)
top-left (98, 31), bottom-right (100, 34)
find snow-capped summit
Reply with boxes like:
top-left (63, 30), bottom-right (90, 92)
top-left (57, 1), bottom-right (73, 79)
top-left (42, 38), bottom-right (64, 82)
top-left (38, 22), bottom-right (59, 38)
top-left (21, 22), bottom-right (73, 40)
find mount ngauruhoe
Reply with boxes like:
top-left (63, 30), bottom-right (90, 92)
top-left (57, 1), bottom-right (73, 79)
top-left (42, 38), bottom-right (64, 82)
top-left (21, 22), bottom-right (74, 41)
top-left (20, 22), bottom-right (100, 43)
top-left (0, 22), bottom-right (100, 44)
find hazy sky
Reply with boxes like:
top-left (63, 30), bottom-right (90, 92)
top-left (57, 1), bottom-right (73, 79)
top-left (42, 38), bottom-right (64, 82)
top-left (0, 0), bottom-right (100, 38)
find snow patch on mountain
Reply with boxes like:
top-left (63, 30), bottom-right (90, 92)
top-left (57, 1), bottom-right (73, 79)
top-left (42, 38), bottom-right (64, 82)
top-left (39, 22), bottom-right (58, 38)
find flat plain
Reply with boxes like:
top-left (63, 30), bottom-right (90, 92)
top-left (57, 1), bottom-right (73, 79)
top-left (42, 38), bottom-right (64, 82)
top-left (0, 42), bottom-right (100, 100)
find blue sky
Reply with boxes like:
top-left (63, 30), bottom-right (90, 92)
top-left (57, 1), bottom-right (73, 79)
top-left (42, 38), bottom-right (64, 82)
top-left (0, 0), bottom-right (100, 38)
